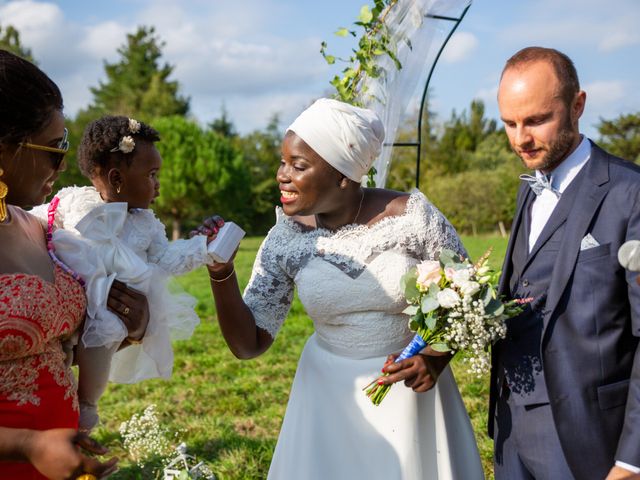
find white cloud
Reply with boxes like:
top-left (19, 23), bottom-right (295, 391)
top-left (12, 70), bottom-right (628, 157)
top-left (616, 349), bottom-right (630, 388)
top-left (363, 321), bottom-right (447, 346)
top-left (583, 80), bottom-right (626, 109)
top-left (81, 21), bottom-right (128, 60)
top-left (0, 0), bottom-right (62, 34)
top-left (498, 0), bottom-right (640, 53)
top-left (192, 91), bottom-right (316, 135)
top-left (475, 86), bottom-right (499, 105)
top-left (0, 0), bottom-right (332, 132)
top-left (599, 31), bottom-right (640, 52)
top-left (442, 31), bottom-right (478, 63)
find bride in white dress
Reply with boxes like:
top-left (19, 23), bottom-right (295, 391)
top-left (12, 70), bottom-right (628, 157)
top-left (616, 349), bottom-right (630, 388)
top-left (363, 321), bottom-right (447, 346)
top-left (205, 99), bottom-right (484, 479)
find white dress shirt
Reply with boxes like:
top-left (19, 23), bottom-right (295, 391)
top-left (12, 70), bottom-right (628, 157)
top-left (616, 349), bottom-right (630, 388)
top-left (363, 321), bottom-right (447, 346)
top-left (528, 135), bottom-right (591, 251)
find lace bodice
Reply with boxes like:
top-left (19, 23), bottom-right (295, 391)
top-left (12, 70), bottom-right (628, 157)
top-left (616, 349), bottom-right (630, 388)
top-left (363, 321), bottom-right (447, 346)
top-left (243, 191), bottom-right (465, 357)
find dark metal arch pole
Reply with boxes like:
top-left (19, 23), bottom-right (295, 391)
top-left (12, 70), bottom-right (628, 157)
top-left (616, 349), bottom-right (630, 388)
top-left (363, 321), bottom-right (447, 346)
top-left (392, 4), bottom-right (471, 189)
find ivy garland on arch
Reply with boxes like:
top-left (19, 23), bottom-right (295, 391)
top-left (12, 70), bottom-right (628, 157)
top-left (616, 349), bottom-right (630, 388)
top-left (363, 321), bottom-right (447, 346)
top-left (320, 0), bottom-right (402, 107)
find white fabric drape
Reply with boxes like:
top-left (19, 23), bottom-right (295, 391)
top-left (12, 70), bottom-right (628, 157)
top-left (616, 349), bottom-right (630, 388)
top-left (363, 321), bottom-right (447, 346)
top-left (358, 0), bottom-right (472, 187)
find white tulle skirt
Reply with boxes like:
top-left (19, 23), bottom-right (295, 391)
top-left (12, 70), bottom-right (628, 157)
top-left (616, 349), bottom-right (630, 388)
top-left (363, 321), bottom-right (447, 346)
top-left (51, 206), bottom-right (200, 384)
top-left (267, 334), bottom-right (484, 480)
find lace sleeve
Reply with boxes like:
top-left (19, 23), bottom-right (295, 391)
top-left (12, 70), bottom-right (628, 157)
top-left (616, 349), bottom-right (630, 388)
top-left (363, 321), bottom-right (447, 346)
top-left (146, 216), bottom-right (209, 275)
top-left (243, 227), bottom-right (295, 339)
top-left (414, 192), bottom-right (468, 261)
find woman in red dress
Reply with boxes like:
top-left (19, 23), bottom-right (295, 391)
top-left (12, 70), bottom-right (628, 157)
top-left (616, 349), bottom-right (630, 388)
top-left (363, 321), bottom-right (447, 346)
top-left (0, 50), bottom-right (149, 479)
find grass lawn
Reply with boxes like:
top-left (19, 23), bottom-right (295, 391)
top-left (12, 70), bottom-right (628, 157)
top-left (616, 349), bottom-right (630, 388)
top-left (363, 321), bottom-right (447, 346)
top-left (97, 234), bottom-right (508, 479)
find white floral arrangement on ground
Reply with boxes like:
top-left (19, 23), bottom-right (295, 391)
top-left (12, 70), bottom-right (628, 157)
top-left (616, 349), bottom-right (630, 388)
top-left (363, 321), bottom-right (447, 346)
top-left (365, 248), bottom-right (532, 405)
top-left (119, 404), bottom-right (216, 479)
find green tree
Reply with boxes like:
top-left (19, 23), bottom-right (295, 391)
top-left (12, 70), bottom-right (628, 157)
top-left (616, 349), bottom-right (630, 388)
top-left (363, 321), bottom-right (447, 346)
top-left (428, 100), bottom-right (497, 176)
top-left (0, 24), bottom-right (34, 62)
top-left (385, 93), bottom-right (438, 192)
top-left (240, 114), bottom-right (283, 234)
top-left (59, 26), bottom-right (192, 190)
top-left (209, 105), bottom-right (237, 138)
top-left (152, 116), bottom-right (251, 239)
top-left (597, 112), bottom-right (640, 163)
top-left (87, 26), bottom-right (189, 119)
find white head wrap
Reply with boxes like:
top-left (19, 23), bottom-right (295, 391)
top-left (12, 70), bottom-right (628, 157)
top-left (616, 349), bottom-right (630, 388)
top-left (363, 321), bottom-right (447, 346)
top-left (286, 98), bottom-right (385, 182)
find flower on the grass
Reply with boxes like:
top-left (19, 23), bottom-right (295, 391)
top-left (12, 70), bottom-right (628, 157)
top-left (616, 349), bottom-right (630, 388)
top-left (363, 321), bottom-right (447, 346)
top-left (119, 404), bottom-right (172, 465)
top-left (120, 405), bottom-right (216, 478)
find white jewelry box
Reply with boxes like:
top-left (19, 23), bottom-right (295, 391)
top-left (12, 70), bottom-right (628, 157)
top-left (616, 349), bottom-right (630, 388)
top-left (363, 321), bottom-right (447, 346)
top-left (207, 222), bottom-right (245, 263)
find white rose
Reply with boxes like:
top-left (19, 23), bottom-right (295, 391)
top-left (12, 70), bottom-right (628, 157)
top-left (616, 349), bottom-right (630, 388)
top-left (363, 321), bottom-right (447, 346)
top-left (437, 288), bottom-right (460, 308)
top-left (458, 280), bottom-right (481, 296)
top-left (451, 267), bottom-right (473, 287)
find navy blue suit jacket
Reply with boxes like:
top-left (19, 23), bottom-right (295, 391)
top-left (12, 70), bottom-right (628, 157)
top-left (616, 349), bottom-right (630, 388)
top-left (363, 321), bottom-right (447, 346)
top-left (489, 141), bottom-right (640, 479)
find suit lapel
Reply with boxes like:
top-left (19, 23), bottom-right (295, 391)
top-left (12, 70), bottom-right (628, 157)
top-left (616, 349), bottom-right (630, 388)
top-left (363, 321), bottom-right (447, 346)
top-left (542, 144), bottom-right (611, 335)
top-left (499, 182), bottom-right (533, 296)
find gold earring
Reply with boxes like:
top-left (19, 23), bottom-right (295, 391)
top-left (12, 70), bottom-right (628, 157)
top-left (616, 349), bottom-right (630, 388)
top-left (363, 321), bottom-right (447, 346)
top-left (116, 185), bottom-right (121, 194)
top-left (0, 168), bottom-right (8, 222)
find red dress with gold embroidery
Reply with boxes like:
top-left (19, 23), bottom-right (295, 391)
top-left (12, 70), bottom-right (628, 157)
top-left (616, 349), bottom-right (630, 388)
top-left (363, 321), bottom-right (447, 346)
top-left (0, 265), bottom-right (86, 479)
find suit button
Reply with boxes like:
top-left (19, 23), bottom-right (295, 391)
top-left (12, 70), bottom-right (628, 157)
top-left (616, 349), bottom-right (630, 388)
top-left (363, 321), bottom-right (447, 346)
top-left (522, 279), bottom-right (530, 287)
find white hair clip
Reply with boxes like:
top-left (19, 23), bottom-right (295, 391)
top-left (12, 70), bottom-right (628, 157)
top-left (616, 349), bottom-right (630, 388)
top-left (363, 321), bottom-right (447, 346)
top-left (110, 135), bottom-right (136, 154)
top-left (128, 118), bottom-right (141, 133)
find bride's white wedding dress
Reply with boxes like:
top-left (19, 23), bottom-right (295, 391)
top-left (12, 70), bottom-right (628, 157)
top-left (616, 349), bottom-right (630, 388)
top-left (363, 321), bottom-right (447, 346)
top-left (244, 191), bottom-right (484, 479)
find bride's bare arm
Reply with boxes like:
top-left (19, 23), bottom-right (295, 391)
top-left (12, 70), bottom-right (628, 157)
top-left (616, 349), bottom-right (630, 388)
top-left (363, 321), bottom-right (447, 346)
top-left (207, 262), bottom-right (274, 359)
top-left (196, 215), bottom-right (288, 359)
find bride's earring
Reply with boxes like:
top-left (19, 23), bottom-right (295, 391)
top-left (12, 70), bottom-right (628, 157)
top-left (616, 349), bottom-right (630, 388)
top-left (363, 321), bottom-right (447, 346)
top-left (0, 168), bottom-right (8, 222)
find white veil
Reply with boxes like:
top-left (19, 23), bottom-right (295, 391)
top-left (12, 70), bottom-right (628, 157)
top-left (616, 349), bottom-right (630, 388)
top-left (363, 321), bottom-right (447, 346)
top-left (356, 0), bottom-right (472, 187)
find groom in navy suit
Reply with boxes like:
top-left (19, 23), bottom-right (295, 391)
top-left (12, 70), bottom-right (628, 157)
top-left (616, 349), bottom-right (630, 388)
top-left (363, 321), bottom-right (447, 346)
top-left (490, 46), bottom-right (640, 480)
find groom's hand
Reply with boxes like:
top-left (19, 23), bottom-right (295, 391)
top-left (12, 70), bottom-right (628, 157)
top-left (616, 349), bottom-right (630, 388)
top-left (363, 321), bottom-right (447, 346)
top-left (381, 348), bottom-right (452, 392)
top-left (606, 465), bottom-right (640, 479)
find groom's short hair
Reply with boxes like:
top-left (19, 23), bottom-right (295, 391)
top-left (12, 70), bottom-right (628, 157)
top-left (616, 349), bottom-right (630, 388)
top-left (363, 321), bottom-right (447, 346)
top-left (502, 46), bottom-right (580, 106)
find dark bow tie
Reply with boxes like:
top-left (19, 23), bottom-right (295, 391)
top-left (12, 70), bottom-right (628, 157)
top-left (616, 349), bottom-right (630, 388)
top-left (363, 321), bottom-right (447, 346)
top-left (519, 174), bottom-right (561, 198)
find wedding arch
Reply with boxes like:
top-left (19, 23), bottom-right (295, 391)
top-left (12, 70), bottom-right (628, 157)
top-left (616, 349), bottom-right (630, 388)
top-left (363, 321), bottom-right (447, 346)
top-left (322, 0), bottom-right (472, 187)
top-left (385, 1), bottom-right (471, 188)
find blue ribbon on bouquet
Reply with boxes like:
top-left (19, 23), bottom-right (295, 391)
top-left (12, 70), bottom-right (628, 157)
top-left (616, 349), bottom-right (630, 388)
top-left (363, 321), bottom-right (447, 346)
top-left (395, 333), bottom-right (427, 362)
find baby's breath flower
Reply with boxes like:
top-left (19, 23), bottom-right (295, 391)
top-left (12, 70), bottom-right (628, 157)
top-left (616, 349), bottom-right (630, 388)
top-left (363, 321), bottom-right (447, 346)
top-left (120, 405), bottom-right (216, 478)
top-left (119, 404), bottom-right (172, 465)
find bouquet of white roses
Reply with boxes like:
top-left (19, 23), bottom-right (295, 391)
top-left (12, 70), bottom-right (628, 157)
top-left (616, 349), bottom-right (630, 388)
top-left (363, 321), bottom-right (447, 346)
top-left (364, 248), bottom-right (530, 405)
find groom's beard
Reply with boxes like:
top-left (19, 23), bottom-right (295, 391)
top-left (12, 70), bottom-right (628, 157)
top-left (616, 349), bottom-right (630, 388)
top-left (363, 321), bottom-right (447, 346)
top-left (514, 115), bottom-right (577, 173)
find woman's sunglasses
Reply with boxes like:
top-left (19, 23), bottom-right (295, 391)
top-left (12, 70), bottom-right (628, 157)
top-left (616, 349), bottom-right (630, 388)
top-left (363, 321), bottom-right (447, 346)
top-left (19, 128), bottom-right (69, 170)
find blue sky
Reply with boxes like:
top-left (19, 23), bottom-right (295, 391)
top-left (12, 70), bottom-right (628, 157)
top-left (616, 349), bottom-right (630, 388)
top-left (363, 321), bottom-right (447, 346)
top-left (1, 0), bottom-right (638, 140)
